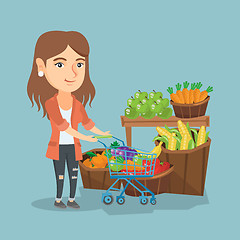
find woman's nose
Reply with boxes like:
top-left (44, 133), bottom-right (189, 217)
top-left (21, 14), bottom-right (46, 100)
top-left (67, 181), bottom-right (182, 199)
top-left (68, 64), bottom-right (77, 78)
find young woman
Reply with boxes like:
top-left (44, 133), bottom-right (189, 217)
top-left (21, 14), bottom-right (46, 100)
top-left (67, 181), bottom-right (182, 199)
top-left (27, 31), bottom-right (110, 209)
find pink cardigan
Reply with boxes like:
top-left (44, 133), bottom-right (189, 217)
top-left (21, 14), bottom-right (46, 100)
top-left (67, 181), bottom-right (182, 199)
top-left (45, 93), bottom-right (95, 160)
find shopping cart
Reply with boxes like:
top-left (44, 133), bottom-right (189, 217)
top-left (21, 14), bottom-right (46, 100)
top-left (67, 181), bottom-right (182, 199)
top-left (94, 135), bottom-right (157, 205)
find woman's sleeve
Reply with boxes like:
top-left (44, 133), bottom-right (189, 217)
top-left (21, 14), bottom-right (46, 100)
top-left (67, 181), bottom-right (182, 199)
top-left (45, 99), bottom-right (70, 131)
top-left (79, 103), bottom-right (95, 130)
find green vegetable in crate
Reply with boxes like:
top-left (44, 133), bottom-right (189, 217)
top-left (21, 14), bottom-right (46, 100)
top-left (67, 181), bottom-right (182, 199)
top-left (127, 96), bottom-right (140, 108)
top-left (85, 152), bottom-right (97, 157)
top-left (190, 128), bottom-right (198, 143)
top-left (110, 141), bottom-right (120, 149)
top-left (153, 134), bottom-right (180, 151)
top-left (104, 149), bottom-right (112, 158)
top-left (155, 98), bottom-right (162, 105)
top-left (109, 156), bottom-right (124, 172)
top-left (125, 90), bottom-right (172, 120)
top-left (153, 135), bottom-right (169, 149)
top-left (186, 122), bottom-right (192, 138)
top-left (164, 125), bottom-right (182, 140)
top-left (149, 90), bottom-right (163, 101)
top-left (188, 139), bottom-right (195, 150)
top-left (146, 98), bottom-right (155, 106)
top-left (154, 122), bottom-right (210, 151)
top-left (162, 98), bottom-right (170, 108)
top-left (136, 102), bottom-right (150, 113)
top-left (133, 154), bottom-right (143, 165)
top-left (133, 154), bottom-right (149, 165)
top-left (141, 111), bottom-right (156, 119)
top-left (190, 128), bottom-right (209, 146)
top-left (150, 102), bottom-right (164, 113)
top-left (157, 107), bottom-right (173, 119)
top-left (125, 107), bottom-right (139, 119)
top-left (141, 98), bottom-right (148, 105)
top-left (134, 90), bottom-right (148, 101)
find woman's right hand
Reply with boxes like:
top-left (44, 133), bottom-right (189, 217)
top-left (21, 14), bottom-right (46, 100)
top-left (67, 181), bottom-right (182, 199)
top-left (65, 127), bottom-right (98, 142)
top-left (86, 135), bottom-right (98, 142)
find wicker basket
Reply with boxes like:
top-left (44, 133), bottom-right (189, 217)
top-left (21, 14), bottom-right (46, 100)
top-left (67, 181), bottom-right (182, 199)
top-left (79, 148), bottom-right (121, 190)
top-left (170, 96), bottom-right (210, 118)
top-left (122, 165), bottom-right (174, 197)
top-left (158, 138), bottom-right (211, 196)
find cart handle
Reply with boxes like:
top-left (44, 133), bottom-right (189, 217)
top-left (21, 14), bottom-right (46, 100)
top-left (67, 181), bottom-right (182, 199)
top-left (94, 135), bottom-right (112, 139)
top-left (94, 135), bottom-right (125, 148)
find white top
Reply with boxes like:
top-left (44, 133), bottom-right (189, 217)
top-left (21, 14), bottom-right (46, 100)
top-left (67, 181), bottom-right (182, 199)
top-left (58, 106), bottom-right (74, 144)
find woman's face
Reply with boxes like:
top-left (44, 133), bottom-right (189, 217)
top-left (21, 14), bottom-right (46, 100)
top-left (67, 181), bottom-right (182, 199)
top-left (37, 45), bottom-right (86, 93)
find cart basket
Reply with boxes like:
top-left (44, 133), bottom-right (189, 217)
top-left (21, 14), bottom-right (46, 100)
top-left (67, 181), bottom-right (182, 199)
top-left (95, 135), bottom-right (157, 179)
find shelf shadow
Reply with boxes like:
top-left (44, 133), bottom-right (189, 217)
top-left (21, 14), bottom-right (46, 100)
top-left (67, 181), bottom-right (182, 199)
top-left (31, 186), bottom-right (209, 214)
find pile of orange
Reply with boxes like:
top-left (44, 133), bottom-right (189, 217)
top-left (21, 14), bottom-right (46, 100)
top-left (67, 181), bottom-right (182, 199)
top-left (83, 151), bottom-right (115, 168)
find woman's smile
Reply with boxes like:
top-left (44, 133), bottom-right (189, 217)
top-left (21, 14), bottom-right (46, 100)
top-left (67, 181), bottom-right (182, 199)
top-left (65, 79), bottom-right (76, 83)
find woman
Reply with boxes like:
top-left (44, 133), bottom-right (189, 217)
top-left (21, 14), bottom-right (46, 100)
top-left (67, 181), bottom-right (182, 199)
top-left (27, 31), bottom-right (110, 209)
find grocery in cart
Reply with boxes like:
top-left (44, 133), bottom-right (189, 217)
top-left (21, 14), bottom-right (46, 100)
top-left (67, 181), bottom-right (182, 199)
top-left (95, 135), bottom-right (158, 205)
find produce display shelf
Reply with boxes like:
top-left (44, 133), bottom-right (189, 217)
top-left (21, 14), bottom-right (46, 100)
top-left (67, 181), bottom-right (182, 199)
top-left (120, 115), bottom-right (210, 147)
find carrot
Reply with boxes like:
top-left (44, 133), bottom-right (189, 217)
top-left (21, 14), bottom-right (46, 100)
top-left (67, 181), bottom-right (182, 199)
top-left (199, 86), bottom-right (213, 102)
top-left (123, 160), bottom-right (145, 171)
top-left (167, 87), bottom-right (181, 103)
top-left (189, 83), bottom-right (196, 104)
top-left (193, 82), bottom-right (203, 103)
top-left (175, 83), bottom-right (185, 103)
top-left (182, 81), bottom-right (190, 104)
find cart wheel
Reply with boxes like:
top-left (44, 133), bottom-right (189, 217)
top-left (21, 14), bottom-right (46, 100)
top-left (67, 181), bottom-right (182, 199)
top-left (103, 195), bottom-right (113, 205)
top-left (150, 199), bottom-right (157, 205)
top-left (117, 197), bottom-right (125, 205)
top-left (140, 197), bottom-right (148, 205)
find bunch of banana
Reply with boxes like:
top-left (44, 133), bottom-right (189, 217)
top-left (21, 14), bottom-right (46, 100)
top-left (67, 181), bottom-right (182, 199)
top-left (136, 142), bottom-right (163, 158)
top-left (150, 142), bottom-right (163, 157)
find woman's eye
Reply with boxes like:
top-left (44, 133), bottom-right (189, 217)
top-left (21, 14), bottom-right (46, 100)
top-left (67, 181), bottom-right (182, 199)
top-left (55, 62), bottom-right (64, 68)
top-left (77, 63), bottom-right (84, 68)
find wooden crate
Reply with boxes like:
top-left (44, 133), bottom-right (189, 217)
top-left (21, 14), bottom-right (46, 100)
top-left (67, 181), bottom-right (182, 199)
top-left (158, 138), bottom-right (211, 196)
top-left (122, 165), bottom-right (174, 197)
top-left (79, 148), bottom-right (121, 190)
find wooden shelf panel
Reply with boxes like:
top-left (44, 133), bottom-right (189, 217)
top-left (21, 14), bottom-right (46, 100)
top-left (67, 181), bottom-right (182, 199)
top-left (120, 115), bottom-right (210, 128)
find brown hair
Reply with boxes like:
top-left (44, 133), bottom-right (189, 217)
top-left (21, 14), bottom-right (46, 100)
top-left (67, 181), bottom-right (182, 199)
top-left (27, 31), bottom-right (95, 119)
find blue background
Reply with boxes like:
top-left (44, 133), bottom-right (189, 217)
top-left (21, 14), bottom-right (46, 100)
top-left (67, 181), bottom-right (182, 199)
top-left (1, 0), bottom-right (239, 239)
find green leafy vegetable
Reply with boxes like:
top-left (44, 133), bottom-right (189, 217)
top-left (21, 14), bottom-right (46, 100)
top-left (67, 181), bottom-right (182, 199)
top-left (156, 135), bottom-right (169, 149)
top-left (104, 149), bottom-right (112, 158)
top-left (116, 156), bottom-right (124, 163)
top-left (133, 154), bottom-right (148, 165)
top-left (152, 136), bottom-right (161, 142)
top-left (159, 108), bottom-right (172, 119)
top-left (190, 128), bottom-right (198, 144)
top-left (188, 139), bottom-right (195, 150)
top-left (186, 122), bottom-right (192, 138)
top-left (85, 152), bottom-right (97, 157)
top-left (173, 136), bottom-right (181, 150)
top-left (170, 128), bottom-right (182, 140)
top-left (205, 131), bottom-right (210, 142)
top-left (165, 124), bottom-right (171, 133)
top-left (110, 141), bottom-right (120, 149)
top-left (109, 158), bottom-right (124, 172)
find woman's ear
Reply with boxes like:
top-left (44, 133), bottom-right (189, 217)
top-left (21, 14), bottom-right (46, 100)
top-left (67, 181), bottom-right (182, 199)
top-left (36, 58), bottom-right (46, 73)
